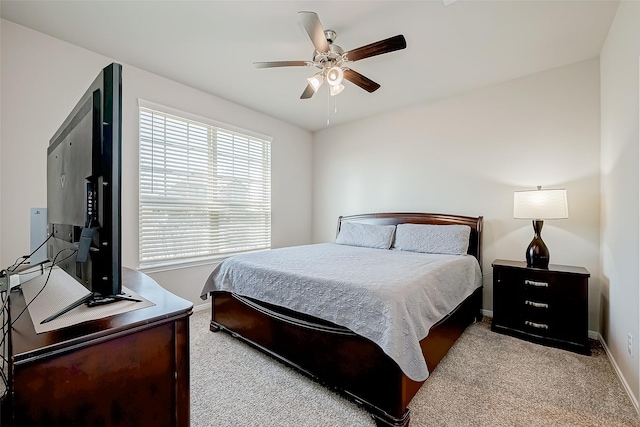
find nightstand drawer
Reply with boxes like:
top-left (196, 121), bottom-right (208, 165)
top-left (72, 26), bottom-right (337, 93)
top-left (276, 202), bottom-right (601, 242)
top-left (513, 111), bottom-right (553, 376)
top-left (491, 259), bottom-right (590, 355)
top-left (523, 299), bottom-right (550, 310)
top-left (498, 301), bottom-right (554, 335)
top-left (522, 300), bottom-right (551, 324)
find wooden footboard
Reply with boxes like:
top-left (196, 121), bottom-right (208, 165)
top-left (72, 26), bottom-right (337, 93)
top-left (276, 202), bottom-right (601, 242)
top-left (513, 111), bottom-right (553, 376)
top-left (210, 286), bottom-right (482, 427)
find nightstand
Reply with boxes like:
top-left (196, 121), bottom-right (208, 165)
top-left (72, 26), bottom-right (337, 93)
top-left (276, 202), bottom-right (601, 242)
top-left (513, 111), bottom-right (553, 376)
top-left (491, 259), bottom-right (590, 355)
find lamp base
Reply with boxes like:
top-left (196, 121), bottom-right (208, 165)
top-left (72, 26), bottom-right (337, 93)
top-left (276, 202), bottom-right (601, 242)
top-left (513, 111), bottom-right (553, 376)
top-left (526, 220), bottom-right (549, 268)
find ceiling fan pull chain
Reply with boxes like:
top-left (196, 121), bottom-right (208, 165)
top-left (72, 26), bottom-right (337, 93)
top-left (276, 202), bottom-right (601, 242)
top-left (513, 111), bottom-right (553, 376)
top-left (327, 87), bottom-right (331, 125)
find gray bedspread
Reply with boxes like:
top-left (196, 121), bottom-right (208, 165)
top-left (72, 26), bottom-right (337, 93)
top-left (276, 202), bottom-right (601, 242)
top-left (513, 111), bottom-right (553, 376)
top-left (200, 243), bottom-right (482, 381)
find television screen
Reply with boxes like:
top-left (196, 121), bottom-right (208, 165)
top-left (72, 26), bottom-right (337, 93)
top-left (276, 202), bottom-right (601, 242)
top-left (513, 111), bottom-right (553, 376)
top-left (47, 63), bottom-right (122, 297)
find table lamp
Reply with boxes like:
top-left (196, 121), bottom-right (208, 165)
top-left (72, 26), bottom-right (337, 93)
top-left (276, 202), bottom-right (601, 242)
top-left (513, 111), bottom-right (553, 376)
top-left (513, 186), bottom-right (568, 268)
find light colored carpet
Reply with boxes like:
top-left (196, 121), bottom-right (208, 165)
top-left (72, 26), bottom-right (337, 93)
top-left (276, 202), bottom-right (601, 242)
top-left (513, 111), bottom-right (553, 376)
top-left (190, 309), bottom-right (639, 426)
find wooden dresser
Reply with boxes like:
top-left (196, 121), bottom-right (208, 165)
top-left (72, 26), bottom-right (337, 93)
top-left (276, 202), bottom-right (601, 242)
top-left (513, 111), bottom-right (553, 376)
top-left (491, 259), bottom-right (590, 355)
top-left (3, 268), bottom-right (192, 427)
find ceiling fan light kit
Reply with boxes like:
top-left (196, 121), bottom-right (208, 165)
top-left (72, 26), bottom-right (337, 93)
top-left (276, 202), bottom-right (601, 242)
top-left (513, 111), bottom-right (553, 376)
top-left (326, 66), bottom-right (344, 86)
top-left (307, 73), bottom-right (325, 92)
top-left (255, 11), bottom-right (407, 100)
top-left (330, 83), bottom-right (345, 97)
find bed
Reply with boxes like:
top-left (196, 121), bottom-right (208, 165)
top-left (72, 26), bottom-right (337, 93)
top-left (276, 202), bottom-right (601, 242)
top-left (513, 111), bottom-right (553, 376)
top-left (200, 212), bottom-right (483, 427)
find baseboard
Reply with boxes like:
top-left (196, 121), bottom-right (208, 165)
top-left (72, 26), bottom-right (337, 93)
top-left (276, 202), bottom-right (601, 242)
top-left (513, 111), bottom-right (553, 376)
top-left (199, 302), bottom-right (638, 412)
top-left (481, 311), bottom-right (639, 414)
top-left (596, 333), bottom-right (640, 415)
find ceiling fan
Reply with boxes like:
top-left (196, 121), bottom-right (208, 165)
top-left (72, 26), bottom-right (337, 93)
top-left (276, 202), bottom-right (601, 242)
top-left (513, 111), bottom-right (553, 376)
top-left (254, 11), bottom-right (407, 99)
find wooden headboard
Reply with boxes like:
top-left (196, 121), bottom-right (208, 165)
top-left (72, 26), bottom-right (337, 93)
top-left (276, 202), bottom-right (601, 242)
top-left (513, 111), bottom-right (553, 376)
top-left (337, 212), bottom-right (483, 268)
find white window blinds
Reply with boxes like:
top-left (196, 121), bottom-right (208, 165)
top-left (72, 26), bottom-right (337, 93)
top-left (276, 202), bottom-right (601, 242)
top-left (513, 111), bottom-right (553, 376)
top-left (139, 106), bottom-right (271, 267)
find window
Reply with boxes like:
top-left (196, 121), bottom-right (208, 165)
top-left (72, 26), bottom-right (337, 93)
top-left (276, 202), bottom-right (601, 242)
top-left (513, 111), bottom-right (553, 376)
top-left (139, 103), bottom-right (271, 267)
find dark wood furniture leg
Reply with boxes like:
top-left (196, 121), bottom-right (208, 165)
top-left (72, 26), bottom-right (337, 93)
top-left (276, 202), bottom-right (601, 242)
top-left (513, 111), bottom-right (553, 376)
top-left (210, 286), bottom-right (481, 427)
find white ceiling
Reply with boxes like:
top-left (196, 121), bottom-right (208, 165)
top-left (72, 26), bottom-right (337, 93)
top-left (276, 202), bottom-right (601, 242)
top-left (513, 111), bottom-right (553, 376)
top-left (1, 0), bottom-right (619, 132)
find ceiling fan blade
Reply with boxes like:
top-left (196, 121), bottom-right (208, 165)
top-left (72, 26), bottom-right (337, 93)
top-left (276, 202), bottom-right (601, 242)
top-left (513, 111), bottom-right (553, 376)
top-left (300, 83), bottom-right (316, 99)
top-left (343, 69), bottom-right (381, 93)
top-left (345, 35), bottom-right (407, 62)
top-left (298, 11), bottom-right (329, 53)
top-left (254, 61), bottom-right (310, 68)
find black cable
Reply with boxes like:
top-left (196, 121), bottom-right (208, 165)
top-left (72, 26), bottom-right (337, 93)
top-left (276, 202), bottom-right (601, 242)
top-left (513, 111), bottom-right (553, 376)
top-left (0, 292), bottom-right (7, 346)
top-left (0, 287), bottom-right (9, 318)
top-left (0, 363), bottom-right (7, 384)
top-left (8, 233), bottom-right (53, 272)
top-left (5, 248), bottom-right (76, 329)
top-left (0, 263), bottom-right (46, 349)
top-left (8, 256), bottom-right (28, 271)
top-left (0, 291), bottom-right (7, 337)
top-left (3, 248), bottom-right (77, 330)
top-left (0, 288), bottom-right (13, 351)
top-left (0, 286), bottom-right (8, 399)
top-left (0, 247), bottom-right (76, 399)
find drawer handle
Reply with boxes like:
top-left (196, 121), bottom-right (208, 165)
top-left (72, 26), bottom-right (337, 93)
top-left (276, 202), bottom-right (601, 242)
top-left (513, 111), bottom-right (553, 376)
top-left (524, 279), bottom-right (549, 288)
top-left (525, 300), bottom-right (549, 309)
top-left (525, 320), bottom-right (549, 329)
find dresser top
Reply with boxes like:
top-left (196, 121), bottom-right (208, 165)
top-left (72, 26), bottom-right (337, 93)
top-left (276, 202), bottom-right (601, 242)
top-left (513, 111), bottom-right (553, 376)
top-left (9, 267), bottom-right (193, 363)
top-left (492, 259), bottom-right (590, 276)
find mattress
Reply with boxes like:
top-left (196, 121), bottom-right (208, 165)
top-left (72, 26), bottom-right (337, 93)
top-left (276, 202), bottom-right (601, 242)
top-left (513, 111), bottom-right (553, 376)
top-left (201, 243), bottom-right (482, 381)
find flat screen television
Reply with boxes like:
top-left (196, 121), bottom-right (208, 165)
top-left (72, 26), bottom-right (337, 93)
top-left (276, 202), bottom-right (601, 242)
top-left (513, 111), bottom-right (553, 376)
top-left (47, 62), bottom-right (122, 300)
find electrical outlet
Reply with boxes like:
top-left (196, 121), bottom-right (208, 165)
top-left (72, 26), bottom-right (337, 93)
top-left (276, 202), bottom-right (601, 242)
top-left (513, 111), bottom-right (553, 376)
top-left (628, 333), bottom-right (633, 357)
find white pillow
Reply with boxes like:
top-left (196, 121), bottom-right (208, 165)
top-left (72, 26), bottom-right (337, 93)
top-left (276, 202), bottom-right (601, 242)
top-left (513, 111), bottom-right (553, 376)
top-left (335, 222), bottom-right (396, 249)
top-left (394, 224), bottom-right (471, 255)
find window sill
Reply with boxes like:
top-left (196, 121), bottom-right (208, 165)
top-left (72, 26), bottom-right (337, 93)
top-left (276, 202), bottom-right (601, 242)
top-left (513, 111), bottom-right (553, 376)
top-left (138, 249), bottom-right (270, 274)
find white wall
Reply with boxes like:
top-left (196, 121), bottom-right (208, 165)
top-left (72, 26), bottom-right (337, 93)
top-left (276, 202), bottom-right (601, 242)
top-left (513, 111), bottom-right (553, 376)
top-left (313, 59), bottom-right (601, 331)
top-left (0, 19), bottom-right (313, 306)
top-left (600, 0), bottom-right (640, 407)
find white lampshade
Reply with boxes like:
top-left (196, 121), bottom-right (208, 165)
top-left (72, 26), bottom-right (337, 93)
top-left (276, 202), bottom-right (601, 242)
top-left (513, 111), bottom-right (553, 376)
top-left (307, 73), bottom-right (324, 92)
top-left (513, 188), bottom-right (568, 220)
top-left (326, 66), bottom-right (344, 86)
top-left (330, 83), bottom-right (344, 96)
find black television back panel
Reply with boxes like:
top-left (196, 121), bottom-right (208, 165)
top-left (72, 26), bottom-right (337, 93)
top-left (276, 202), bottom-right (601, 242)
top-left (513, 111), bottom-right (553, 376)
top-left (47, 63), bottom-right (122, 296)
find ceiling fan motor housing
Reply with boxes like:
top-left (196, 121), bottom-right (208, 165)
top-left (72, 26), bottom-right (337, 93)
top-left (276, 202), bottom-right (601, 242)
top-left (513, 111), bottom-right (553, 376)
top-left (313, 45), bottom-right (345, 70)
top-left (324, 29), bottom-right (337, 44)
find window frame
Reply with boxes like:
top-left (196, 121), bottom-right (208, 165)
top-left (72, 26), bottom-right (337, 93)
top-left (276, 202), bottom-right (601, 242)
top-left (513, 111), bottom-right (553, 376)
top-left (137, 99), bottom-right (272, 271)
